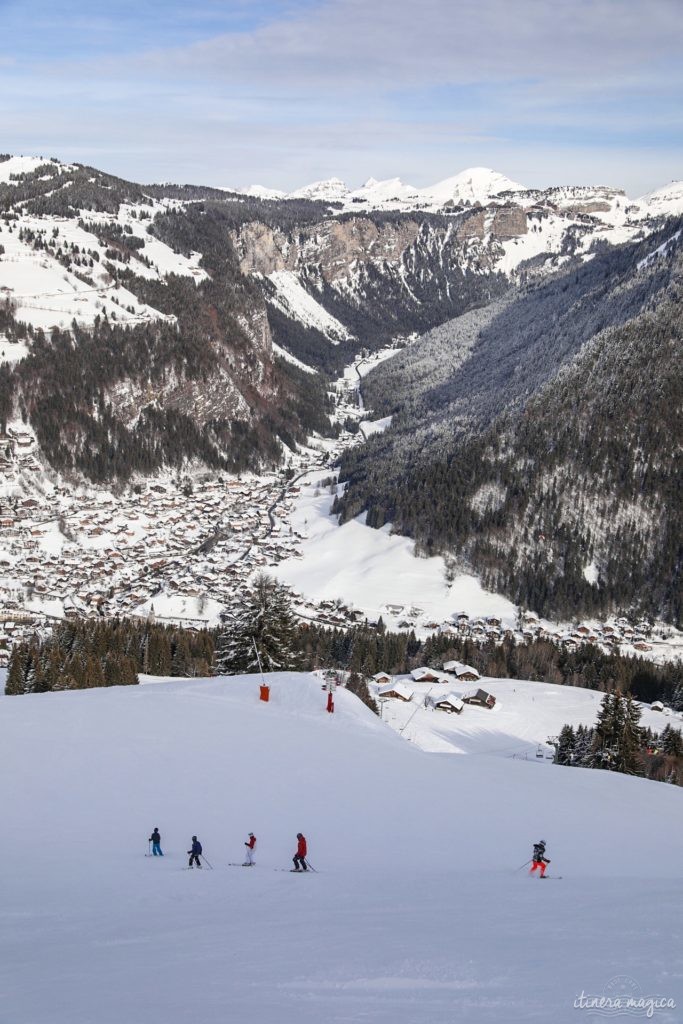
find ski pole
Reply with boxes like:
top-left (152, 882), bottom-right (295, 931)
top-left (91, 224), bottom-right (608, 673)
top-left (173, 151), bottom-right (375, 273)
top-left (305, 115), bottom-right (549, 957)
top-left (147, 839), bottom-right (151, 857)
top-left (200, 855), bottom-right (214, 870)
top-left (514, 859), bottom-right (532, 872)
top-left (304, 859), bottom-right (317, 873)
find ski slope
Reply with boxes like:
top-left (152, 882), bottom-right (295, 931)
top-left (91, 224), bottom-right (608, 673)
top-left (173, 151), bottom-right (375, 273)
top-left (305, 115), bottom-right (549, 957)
top-left (1, 672), bottom-right (681, 1023)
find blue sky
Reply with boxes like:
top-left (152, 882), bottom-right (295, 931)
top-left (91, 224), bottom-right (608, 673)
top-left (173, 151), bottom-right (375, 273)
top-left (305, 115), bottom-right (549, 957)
top-left (1, 0), bottom-right (681, 194)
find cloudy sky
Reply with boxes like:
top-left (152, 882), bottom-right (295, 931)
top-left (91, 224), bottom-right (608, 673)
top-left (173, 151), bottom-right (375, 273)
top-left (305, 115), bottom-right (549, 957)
top-left (1, 0), bottom-right (681, 195)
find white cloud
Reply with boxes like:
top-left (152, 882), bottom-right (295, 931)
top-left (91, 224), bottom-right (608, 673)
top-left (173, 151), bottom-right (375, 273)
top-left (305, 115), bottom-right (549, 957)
top-left (1, 0), bottom-right (681, 194)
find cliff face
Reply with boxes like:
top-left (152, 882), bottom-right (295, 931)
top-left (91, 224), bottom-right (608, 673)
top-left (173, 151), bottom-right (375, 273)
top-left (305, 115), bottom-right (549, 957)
top-left (232, 217), bottom-right (422, 281)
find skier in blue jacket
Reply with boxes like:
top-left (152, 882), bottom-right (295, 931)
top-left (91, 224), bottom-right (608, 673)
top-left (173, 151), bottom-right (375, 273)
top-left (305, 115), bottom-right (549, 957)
top-left (188, 836), bottom-right (203, 868)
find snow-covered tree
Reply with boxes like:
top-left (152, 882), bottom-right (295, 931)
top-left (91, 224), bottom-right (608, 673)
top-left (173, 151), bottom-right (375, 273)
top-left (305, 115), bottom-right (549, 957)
top-left (554, 724), bottom-right (576, 765)
top-left (215, 573), bottom-right (303, 675)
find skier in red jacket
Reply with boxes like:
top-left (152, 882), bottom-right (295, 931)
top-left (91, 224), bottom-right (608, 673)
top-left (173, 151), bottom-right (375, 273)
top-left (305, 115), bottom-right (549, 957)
top-left (293, 832), bottom-right (307, 871)
top-left (243, 832), bottom-right (256, 866)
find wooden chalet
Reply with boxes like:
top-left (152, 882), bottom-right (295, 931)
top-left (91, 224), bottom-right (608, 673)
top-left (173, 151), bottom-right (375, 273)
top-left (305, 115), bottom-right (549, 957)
top-left (425, 693), bottom-right (464, 715)
top-left (372, 671), bottom-right (392, 685)
top-left (460, 688), bottom-right (496, 709)
top-left (378, 682), bottom-right (414, 702)
top-left (410, 667), bottom-right (443, 683)
top-left (443, 660), bottom-right (481, 682)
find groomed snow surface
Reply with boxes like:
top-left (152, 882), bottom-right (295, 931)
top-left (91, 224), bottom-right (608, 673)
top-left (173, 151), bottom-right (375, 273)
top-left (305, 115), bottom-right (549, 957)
top-left (275, 470), bottom-right (517, 630)
top-left (1, 671), bottom-right (681, 1024)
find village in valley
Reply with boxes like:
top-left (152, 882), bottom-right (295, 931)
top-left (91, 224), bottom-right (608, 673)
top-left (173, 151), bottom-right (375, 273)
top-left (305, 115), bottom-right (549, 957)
top-left (0, 350), bottom-right (680, 679)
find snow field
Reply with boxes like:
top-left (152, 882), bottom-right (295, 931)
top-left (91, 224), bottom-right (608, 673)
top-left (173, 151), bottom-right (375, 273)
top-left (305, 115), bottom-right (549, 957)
top-left (372, 675), bottom-right (681, 756)
top-left (275, 470), bottom-right (516, 630)
top-left (0, 672), bottom-right (681, 1023)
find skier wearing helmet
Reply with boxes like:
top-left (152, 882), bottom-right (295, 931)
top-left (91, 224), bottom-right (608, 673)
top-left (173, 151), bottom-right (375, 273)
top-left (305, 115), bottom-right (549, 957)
top-left (149, 827), bottom-right (163, 856)
top-left (529, 839), bottom-right (550, 878)
top-left (188, 836), bottom-right (203, 868)
top-left (243, 832), bottom-right (256, 866)
top-left (292, 832), bottom-right (307, 871)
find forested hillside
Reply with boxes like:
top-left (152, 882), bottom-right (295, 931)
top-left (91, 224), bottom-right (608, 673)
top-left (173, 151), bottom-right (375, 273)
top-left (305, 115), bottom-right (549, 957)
top-left (337, 222), bottom-right (683, 624)
top-left (0, 159), bottom-right (511, 480)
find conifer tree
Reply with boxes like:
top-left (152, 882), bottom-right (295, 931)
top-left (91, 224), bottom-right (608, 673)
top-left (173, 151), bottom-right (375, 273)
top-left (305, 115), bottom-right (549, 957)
top-left (555, 724), bottom-right (576, 765)
top-left (615, 694), bottom-right (644, 775)
top-left (216, 573), bottom-right (303, 674)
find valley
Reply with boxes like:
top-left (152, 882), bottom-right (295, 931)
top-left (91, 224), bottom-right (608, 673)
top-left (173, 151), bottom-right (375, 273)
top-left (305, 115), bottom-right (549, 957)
top-left (0, 154), bottom-right (681, 640)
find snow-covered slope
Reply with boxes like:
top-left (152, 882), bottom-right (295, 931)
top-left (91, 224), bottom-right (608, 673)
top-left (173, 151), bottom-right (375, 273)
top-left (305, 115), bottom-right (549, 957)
top-left (348, 176), bottom-right (421, 206)
top-left (287, 177), bottom-right (350, 203)
top-left (266, 269), bottom-right (352, 343)
top-left (275, 466), bottom-right (517, 628)
top-left (372, 674), bottom-right (681, 756)
top-left (242, 184), bottom-right (287, 200)
top-left (419, 166), bottom-right (525, 207)
top-left (639, 180), bottom-right (683, 218)
top-left (2, 672), bottom-right (681, 1023)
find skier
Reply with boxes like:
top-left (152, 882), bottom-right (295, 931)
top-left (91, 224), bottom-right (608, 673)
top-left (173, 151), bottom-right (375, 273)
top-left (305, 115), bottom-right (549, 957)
top-left (188, 835), bottom-right (203, 869)
top-left (292, 832), bottom-right (307, 871)
top-left (529, 839), bottom-right (550, 878)
top-left (243, 832), bottom-right (256, 866)
top-left (149, 827), bottom-right (163, 856)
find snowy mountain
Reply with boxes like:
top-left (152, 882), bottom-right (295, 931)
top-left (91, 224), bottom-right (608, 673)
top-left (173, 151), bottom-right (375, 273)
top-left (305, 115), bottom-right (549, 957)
top-left (1, 152), bottom-right (681, 627)
top-left (639, 179), bottom-right (683, 217)
top-left (2, 670), bottom-right (681, 1023)
top-left (286, 176), bottom-right (350, 203)
top-left (241, 183), bottom-right (287, 200)
top-left (418, 166), bottom-right (526, 207)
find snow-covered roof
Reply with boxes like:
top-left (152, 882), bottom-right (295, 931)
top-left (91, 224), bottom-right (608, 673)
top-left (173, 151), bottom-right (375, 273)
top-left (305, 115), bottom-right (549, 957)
top-left (427, 693), bottom-right (465, 711)
top-left (410, 666), bottom-right (443, 681)
top-left (378, 682), bottom-right (414, 701)
top-left (443, 661), bottom-right (480, 678)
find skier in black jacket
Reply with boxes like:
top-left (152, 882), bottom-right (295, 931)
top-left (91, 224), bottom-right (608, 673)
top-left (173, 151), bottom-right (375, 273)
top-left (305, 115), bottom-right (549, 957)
top-left (529, 839), bottom-right (550, 878)
top-left (188, 836), bottom-right (203, 868)
top-left (149, 827), bottom-right (163, 856)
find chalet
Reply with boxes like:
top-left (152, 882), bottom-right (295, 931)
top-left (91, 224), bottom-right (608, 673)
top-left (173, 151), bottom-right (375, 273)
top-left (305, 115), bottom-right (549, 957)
top-left (410, 667), bottom-right (443, 683)
top-left (633, 641), bottom-right (652, 652)
top-left (372, 672), bottom-right (392, 685)
top-left (650, 701), bottom-right (665, 712)
top-left (378, 682), bottom-right (414, 702)
top-left (461, 688), bottom-right (496, 709)
top-left (443, 660), bottom-right (480, 682)
top-left (425, 693), bottom-right (464, 714)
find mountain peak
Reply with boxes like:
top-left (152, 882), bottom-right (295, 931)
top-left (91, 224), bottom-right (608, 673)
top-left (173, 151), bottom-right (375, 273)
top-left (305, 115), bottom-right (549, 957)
top-left (422, 167), bottom-right (526, 207)
top-left (287, 177), bottom-right (350, 202)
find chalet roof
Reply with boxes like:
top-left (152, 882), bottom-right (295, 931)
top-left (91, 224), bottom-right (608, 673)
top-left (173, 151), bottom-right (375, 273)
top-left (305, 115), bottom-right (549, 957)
top-left (378, 682), bottom-right (414, 701)
top-left (427, 693), bottom-right (465, 711)
top-left (443, 660), bottom-right (480, 679)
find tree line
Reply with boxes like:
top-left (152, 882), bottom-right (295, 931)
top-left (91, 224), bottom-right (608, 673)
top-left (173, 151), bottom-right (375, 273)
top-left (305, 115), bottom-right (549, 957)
top-left (5, 618), bottom-right (215, 695)
top-left (553, 690), bottom-right (683, 786)
top-left (6, 577), bottom-right (681, 715)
